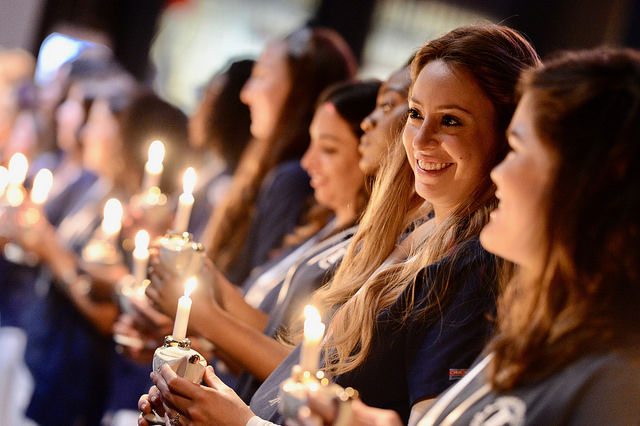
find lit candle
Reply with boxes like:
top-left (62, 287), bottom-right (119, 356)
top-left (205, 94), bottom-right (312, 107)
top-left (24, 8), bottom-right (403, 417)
top-left (0, 166), bottom-right (10, 197)
top-left (141, 140), bottom-right (165, 191)
top-left (101, 198), bottom-right (123, 241)
top-left (172, 277), bottom-right (197, 341)
top-left (133, 230), bottom-right (150, 283)
top-left (6, 153), bottom-right (28, 207)
top-left (30, 168), bottom-right (53, 205)
top-left (8, 153), bottom-right (28, 186)
top-left (173, 167), bottom-right (196, 234)
top-left (300, 305), bottom-right (325, 373)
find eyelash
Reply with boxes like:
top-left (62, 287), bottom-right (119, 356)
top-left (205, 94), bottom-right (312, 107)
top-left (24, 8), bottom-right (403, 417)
top-left (441, 115), bottom-right (461, 127)
top-left (408, 107), bottom-right (422, 120)
top-left (408, 109), bottom-right (461, 128)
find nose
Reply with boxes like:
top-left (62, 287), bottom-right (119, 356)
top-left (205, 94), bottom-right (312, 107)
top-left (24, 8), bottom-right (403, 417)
top-left (300, 145), bottom-right (315, 172)
top-left (411, 119), bottom-right (439, 151)
top-left (239, 79), bottom-right (253, 106)
top-left (361, 113), bottom-right (376, 133)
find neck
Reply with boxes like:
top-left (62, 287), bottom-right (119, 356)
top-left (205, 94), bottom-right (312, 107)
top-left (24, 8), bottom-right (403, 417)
top-left (333, 205), bottom-right (358, 230)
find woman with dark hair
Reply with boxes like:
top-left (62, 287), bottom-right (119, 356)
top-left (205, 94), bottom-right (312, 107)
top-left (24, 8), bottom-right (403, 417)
top-left (186, 59), bottom-right (254, 241)
top-left (202, 26), bottom-right (358, 286)
top-left (144, 79), bottom-right (380, 403)
top-left (139, 24), bottom-right (540, 426)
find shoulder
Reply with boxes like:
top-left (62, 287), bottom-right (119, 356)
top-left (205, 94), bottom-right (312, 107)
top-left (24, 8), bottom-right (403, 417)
top-left (415, 237), bottom-right (498, 296)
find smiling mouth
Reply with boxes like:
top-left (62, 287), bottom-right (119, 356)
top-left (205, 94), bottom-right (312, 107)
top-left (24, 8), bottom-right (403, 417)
top-left (416, 159), bottom-right (453, 171)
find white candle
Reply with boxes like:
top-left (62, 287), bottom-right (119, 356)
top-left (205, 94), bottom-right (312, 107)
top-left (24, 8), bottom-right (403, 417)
top-left (133, 230), bottom-right (150, 283)
top-left (101, 198), bottom-right (123, 241)
top-left (141, 140), bottom-right (165, 191)
top-left (30, 168), bottom-right (53, 205)
top-left (300, 305), bottom-right (325, 373)
top-left (172, 277), bottom-right (197, 340)
top-left (173, 167), bottom-right (196, 234)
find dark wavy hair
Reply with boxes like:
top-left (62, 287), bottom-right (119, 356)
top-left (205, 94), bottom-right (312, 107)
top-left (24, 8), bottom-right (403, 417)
top-left (490, 47), bottom-right (640, 390)
top-left (203, 59), bottom-right (254, 171)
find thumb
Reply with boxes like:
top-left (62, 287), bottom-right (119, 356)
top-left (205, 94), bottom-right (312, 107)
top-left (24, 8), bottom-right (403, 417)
top-left (203, 365), bottom-right (227, 390)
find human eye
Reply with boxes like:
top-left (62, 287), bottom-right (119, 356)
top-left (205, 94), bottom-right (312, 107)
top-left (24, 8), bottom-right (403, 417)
top-left (441, 115), bottom-right (461, 127)
top-left (407, 107), bottom-right (422, 120)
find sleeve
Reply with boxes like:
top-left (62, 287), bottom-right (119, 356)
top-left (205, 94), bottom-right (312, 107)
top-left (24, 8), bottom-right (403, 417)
top-left (227, 160), bottom-right (312, 284)
top-left (563, 357), bottom-right (640, 425)
top-left (405, 249), bottom-right (497, 406)
top-left (246, 416), bottom-right (280, 426)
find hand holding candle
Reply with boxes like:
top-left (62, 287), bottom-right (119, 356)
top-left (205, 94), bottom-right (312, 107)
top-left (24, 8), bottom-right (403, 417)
top-left (173, 167), bottom-right (196, 234)
top-left (300, 305), bottom-right (325, 373)
top-left (142, 140), bottom-right (165, 191)
top-left (133, 230), bottom-right (150, 283)
top-left (172, 277), bottom-right (197, 341)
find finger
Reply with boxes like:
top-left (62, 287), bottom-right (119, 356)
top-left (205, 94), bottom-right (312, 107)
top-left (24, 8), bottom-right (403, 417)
top-left (306, 389), bottom-right (338, 424)
top-left (294, 406), bottom-right (323, 426)
top-left (152, 366), bottom-right (196, 409)
top-left (202, 365), bottom-right (226, 391)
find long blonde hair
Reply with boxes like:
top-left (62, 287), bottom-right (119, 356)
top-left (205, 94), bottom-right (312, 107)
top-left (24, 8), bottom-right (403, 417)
top-left (314, 24), bottom-right (540, 376)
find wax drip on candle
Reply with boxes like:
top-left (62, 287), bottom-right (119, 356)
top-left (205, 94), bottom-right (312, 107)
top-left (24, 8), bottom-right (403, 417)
top-left (133, 230), bottom-right (150, 283)
top-left (173, 167), bottom-right (196, 234)
top-left (172, 277), bottom-right (197, 340)
top-left (300, 305), bottom-right (325, 373)
top-left (30, 168), bottom-right (53, 205)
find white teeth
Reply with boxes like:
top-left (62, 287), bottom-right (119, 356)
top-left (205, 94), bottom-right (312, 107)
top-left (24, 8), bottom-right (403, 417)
top-left (417, 160), bottom-right (452, 171)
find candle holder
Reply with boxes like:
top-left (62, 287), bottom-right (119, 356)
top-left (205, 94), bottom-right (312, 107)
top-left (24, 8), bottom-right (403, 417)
top-left (157, 232), bottom-right (205, 277)
top-left (143, 335), bottom-right (207, 425)
top-left (278, 365), bottom-right (359, 421)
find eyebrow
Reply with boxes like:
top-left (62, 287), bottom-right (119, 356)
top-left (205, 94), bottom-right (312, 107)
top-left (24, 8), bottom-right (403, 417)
top-left (408, 97), bottom-right (471, 114)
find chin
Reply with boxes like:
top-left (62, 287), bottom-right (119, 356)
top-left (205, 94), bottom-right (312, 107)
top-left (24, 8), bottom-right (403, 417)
top-left (479, 222), bottom-right (501, 256)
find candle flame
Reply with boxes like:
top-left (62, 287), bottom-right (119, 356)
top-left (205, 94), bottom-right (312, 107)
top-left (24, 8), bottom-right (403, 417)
top-left (147, 140), bottom-right (165, 173)
top-left (304, 305), bottom-right (321, 322)
top-left (8, 153), bottom-right (28, 186)
top-left (182, 167), bottom-right (196, 195)
top-left (102, 198), bottom-right (123, 235)
top-left (0, 166), bottom-right (9, 196)
top-left (184, 277), bottom-right (197, 297)
top-left (134, 230), bottom-right (150, 253)
top-left (30, 168), bottom-right (53, 204)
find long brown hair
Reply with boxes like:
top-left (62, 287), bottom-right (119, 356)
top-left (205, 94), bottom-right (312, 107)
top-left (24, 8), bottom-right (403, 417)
top-left (203, 27), bottom-right (357, 277)
top-left (314, 24), bottom-right (540, 377)
top-left (489, 47), bottom-right (640, 390)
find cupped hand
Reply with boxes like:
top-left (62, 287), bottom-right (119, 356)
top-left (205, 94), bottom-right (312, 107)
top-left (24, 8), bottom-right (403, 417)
top-left (291, 389), bottom-right (403, 426)
top-left (151, 364), bottom-right (255, 426)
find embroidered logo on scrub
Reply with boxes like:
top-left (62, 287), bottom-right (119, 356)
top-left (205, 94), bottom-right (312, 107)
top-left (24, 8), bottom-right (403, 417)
top-left (471, 396), bottom-right (526, 426)
top-left (449, 368), bottom-right (468, 380)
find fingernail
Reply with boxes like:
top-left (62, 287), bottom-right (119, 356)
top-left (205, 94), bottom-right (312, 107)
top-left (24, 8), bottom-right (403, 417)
top-left (140, 402), bottom-right (148, 411)
top-left (150, 394), bottom-right (159, 404)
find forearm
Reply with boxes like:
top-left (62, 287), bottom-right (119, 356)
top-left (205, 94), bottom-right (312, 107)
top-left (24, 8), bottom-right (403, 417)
top-left (192, 305), bottom-right (291, 381)
top-left (216, 270), bottom-right (269, 331)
